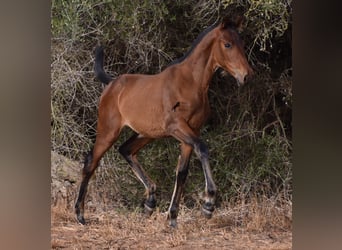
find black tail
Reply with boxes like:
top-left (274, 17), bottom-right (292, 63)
top-left (94, 46), bottom-right (113, 85)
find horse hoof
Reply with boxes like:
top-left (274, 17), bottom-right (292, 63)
top-left (144, 203), bottom-right (154, 216)
top-left (169, 218), bottom-right (177, 228)
top-left (76, 214), bottom-right (86, 225)
top-left (202, 202), bottom-right (214, 219)
top-left (202, 208), bottom-right (213, 219)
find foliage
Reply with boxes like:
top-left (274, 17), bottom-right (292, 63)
top-left (222, 0), bottom-right (292, 51)
top-left (51, 0), bottom-right (292, 206)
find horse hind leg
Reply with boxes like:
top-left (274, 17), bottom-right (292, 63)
top-left (75, 118), bottom-right (122, 224)
top-left (75, 149), bottom-right (95, 224)
top-left (118, 133), bottom-right (156, 216)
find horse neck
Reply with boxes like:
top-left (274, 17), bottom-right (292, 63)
top-left (182, 29), bottom-right (218, 92)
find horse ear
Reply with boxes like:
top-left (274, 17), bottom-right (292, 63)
top-left (234, 15), bottom-right (244, 32)
top-left (221, 15), bottom-right (245, 32)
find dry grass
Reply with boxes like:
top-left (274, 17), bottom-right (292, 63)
top-left (51, 2), bottom-right (292, 248)
top-left (51, 197), bottom-right (291, 249)
top-left (51, 151), bottom-right (291, 249)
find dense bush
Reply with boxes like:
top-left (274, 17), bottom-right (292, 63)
top-left (51, 0), bottom-right (292, 207)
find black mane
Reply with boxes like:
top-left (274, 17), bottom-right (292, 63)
top-left (168, 22), bottom-right (219, 66)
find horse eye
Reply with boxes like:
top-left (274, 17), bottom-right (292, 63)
top-left (224, 43), bottom-right (232, 48)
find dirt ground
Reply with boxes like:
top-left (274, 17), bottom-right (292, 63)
top-left (51, 152), bottom-right (291, 249)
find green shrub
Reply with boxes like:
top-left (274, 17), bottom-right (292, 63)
top-left (51, 0), bottom-right (292, 207)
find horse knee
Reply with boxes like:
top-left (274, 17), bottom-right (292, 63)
top-left (193, 139), bottom-right (208, 160)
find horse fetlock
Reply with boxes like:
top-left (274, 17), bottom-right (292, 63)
top-left (144, 203), bottom-right (154, 216)
top-left (145, 197), bottom-right (156, 208)
top-left (76, 214), bottom-right (86, 225)
top-left (169, 218), bottom-right (178, 228)
top-left (75, 205), bottom-right (85, 225)
top-left (202, 202), bottom-right (215, 219)
top-left (144, 195), bottom-right (156, 216)
top-left (168, 203), bottom-right (178, 218)
top-left (167, 208), bottom-right (178, 228)
top-left (207, 186), bottom-right (217, 196)
top-left (202, 191), bottom-right (216, 219)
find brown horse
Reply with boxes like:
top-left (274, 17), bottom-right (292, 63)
top-left (75, 17), bottom-right (253, 227)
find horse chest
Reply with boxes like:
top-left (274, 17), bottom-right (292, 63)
top-left (170, 95), bottom-right (210, 130)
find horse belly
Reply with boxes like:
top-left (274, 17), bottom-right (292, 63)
top-left (120, 96), bottom-right (168, 138)
top-left (124, 110), bottom-right (167, 138)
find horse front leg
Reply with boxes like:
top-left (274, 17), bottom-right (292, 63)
top-left (195, 140), bottom-right (217, 218)
top-left (170, 120), bottom-right (217, 225)
top-left (168, 143), bottom-right (192, 227)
